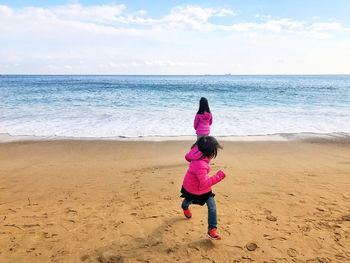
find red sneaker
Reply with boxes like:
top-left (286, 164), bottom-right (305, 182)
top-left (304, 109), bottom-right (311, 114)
top-left (208, 228), bottom-right (222, 240)
top-left (183, 209), bottom-right (192, 219)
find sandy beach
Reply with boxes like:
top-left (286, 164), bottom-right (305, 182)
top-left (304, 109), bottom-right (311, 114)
top-left (0, 139), bottom-right (349, 262)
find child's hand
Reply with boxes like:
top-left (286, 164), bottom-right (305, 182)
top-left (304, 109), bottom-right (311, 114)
top-left (217, 169), bottom-right (226, 179)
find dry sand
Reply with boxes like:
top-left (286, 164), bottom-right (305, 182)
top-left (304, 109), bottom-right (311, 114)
top-left (0, 140), bottom-right (349, 262)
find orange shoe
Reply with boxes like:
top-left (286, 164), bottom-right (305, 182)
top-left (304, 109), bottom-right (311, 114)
top-left (208, 228), bottom-right (222, 240)
top-left (183, 209), bottom-right (192, 219)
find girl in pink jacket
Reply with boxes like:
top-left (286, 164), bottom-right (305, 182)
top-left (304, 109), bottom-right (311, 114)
top-left (194, 97), bottom-right (213, 138)
top-left (181, 136), bottom-right (226, 240)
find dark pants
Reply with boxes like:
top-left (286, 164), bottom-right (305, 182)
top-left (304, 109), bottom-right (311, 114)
top-left (181, 196), bottom-right (217, 230)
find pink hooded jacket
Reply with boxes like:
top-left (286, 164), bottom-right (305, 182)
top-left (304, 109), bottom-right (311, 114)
top-left (182, 145), bottom-right (225, 195)
top-left (194, 112), bottom-right (213, 135)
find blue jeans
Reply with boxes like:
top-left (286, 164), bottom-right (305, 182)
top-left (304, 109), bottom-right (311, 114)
top-left (181, 196), bottom-right (217, 230)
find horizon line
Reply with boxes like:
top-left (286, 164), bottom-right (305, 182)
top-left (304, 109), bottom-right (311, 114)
top-left (2, 73), bottom-right (350, 76)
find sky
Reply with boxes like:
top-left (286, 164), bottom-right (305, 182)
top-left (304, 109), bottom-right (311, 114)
top-left (0, 0), bottom-right (350, 74)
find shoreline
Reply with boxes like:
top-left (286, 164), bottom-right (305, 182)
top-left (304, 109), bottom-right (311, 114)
top-left (1, 132), bottom-right (350, 143)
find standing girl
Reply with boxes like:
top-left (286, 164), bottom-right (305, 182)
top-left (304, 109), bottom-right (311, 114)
top-left (181, 136), bottom-right (226, 240)
top-left (194, 97), bottom-right (213, 138)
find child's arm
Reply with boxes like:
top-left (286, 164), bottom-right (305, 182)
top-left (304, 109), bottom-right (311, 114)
top-left (194, 114), bottom-right (199, 129)
top-left (196, 169), bottom-right (225, 190)
top-left (209, 114), bottom-right (213, 125)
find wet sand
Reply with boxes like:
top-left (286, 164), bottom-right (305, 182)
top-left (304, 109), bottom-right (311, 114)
top-left (0, 140), bottom-right (349, 262)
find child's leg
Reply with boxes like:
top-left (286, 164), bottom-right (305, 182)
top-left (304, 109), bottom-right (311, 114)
top-left (206, 196), bottom-right (217, 229)
top-left (182, 198), bottom-right (193, 218)
top-left (181, 198), bottom-right (192, 210)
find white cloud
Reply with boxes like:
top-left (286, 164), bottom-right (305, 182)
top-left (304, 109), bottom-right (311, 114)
top-left (0, 4), bottom-right (347, 34)
top-left (106, 60), bottom-right (206, 68)
top-left (0, 3), bottom-right (349, 74)
top-left (219, 19), bottom-right (305, 32)
top-left (308, 22), bottom-right (344, 33)
top-left (0, 5), bottom-right (11, 15)
top-left (53, 4), bottom-right (126, 22)
top-left (160, 5), bottom-right (235, 30)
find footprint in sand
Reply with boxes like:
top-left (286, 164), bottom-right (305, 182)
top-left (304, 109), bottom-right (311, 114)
top-left (245, 242), bottom-right (258, 251)
top-left (81, 254), bottom-right (89, 261)
top-left (264, 209), bottom-right (277, 222)
top-left (26, 247), bottom-right (36, 253)
top-left (266, 214), bottom-right (277, 222)
top-left (43, 232), bottom-right (58, 238)
top-left (287, 248), bottom-right (298, 258)
top-left (65, 208), bottom-right (78, 214)
top-left (165, 247), bottom-right (176, 254)
top-left (298, 224), bottom-right (311, 232)
top-left (97, 252), bottom-right (125, 263)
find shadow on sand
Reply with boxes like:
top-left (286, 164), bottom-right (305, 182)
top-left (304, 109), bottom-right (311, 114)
top-left (87, 216), bottom-right (216, 262)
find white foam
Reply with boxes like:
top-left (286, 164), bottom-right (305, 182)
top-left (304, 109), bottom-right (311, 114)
top-left (1, 106), bottom-right (350, 139)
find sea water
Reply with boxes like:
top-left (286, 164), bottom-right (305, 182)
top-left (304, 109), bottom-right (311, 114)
top-left (0, 75), bottom-right (349, 138)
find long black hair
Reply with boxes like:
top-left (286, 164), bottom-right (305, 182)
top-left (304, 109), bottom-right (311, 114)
top-left (192, 136), bottom-right (222, 159)
top-left (197, 97), bottom-right (211, 114)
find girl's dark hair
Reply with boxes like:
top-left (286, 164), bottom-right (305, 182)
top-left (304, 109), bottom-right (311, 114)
top-left (197, 97), bottom-right (211, 114)
top-left (194, 136), bottom-right (222, 159)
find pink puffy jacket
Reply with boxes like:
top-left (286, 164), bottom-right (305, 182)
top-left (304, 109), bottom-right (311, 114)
top-left (182, 145), bottom-right (225, 195)
top-left (194, 112), bottom-right (213, 135)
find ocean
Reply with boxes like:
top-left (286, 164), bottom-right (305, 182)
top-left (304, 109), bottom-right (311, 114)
top-left (1, 75), bottom-right (350, 139)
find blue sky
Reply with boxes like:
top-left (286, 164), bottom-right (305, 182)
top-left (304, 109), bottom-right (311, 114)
top-left (0, 1), bottom-right (349, 74)
top-left (3, 0), bottom-right (350, 22)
